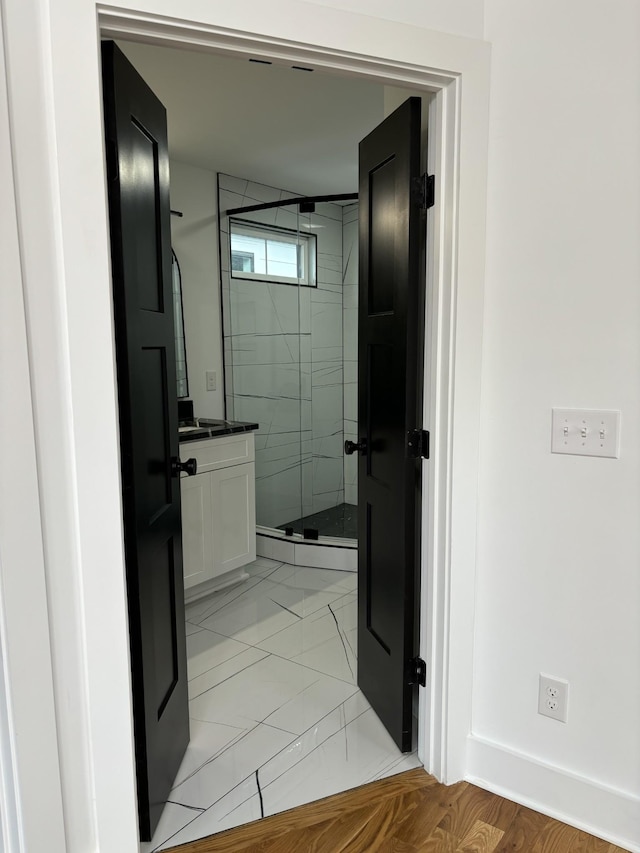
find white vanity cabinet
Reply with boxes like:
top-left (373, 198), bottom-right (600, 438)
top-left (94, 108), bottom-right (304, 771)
top-left (180, 432), bottom-right (256, 592)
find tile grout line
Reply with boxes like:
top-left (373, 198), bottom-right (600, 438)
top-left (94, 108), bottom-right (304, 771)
top-left (239, 647), bottom-right (356, 686)
top-left (259, 706), bottom-right (371, 803)
top-left (189, 643), bottom-right (356, 701)
top-left (188, 650), bottom-right (271, 701)
top-left (191, 569), bottom-right (352, 638)
top-left (202, 704), bottom-right (371, 830)
top-left (187, 642), bottom-right (260, 684)
top-left (269, 598), bottom-right (303, 619)
top-left (174, 706), bottom-right (313, 798)
top-left (189, 564), bottom-right (285, 624)
top-left (188, 594), bottom-right (357, 692)
top-left (167, 563), bottom-right (369, 848)
top-left (171, 726), bottom-right (253, 791)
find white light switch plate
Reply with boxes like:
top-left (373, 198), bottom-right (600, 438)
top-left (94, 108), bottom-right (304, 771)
top-left (551, 408), bottom-right (620, 458)
top-left (206, 371), bottom-right (217, 392)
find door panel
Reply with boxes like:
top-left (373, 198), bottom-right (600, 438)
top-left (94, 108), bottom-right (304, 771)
top-left (356, 97), bottom-right (426, 753)
top-left (102, 41), bottom-right (189, 841)
top-left (366, 343), bottom-right (398, 484)
top-left (130, 120), bottom-right (164, 312)
top-left (368, 159), bottom-right (397, 314)
top-left (140, 346), bottom-right (172, 514)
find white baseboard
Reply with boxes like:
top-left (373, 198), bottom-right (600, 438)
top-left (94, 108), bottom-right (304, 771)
top-left (466, 735), bottom-right (639, 852)
top-left (183, 568), bottom-right (249, 604)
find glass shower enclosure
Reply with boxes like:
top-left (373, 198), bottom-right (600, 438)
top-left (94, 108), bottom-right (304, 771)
top-left (218, 174), bottom-right (359, 542)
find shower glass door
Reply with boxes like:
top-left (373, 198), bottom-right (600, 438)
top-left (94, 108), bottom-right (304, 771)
top-left (218, 174), bottom-right (358, 542)
top-left (298, 201), bottom-right (347, 538)
top-left (219, 175), bottom-right (304, 533)
top-left (296, 200), bottom-right (358, 541)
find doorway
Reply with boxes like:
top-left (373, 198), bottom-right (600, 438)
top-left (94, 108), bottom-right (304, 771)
top-left (1, 4), bottom-right (491, 850)
top-left (106, 40), bottom-right (430, 851)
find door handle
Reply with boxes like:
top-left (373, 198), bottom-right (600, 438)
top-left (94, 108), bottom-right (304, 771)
top-left (344, 438), bottom-right (367, 456)
top-left (171, 457), bottom-right (198, 477)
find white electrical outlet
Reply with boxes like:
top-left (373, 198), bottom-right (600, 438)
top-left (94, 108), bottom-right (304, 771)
top-left (538, 674), bottom-right (569, 723)
top-left (206, 371), bottom-right (217, 392)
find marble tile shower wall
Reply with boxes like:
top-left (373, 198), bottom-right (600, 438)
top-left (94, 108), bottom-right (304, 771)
top-left (218, 174), bottom-right (345, 530)
top-left (342, 202), bottom-right (358, 507)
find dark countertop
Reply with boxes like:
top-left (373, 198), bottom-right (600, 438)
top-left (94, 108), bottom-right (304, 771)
top-left (178, 418), bottom-right (259, 443)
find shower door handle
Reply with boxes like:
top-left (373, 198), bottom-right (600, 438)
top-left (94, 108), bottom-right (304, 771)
top-left (344, 438), bottom-right (367, 456)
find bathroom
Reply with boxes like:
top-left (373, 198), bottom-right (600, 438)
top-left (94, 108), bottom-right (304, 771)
top-left (116, 39), bottom-right (426, 852)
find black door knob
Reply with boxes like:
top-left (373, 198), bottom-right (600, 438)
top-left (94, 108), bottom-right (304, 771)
top-left (171, 457), bottom-right (198, 477)
top-left (344, 438), bottom-right (367, 456)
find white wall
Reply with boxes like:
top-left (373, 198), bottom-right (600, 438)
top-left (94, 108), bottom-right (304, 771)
top-left (169, 160), bottom-right (225, 420)
top-left (300, 0), bottom-right (484, 39)
top-left (470, 0), bottom-right (640, 842)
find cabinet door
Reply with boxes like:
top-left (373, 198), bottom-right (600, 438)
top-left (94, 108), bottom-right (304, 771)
top-left (181, 474), bottom-right (214, 589)
top-left (210, 462), bottom-right (256, 577)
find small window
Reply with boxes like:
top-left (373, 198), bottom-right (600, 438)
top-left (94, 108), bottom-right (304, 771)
top-left (229, 218), bottom-right (316, 287)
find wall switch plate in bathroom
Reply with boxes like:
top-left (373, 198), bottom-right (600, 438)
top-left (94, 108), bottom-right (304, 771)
top-left (551, 408), bottom-right (620, 458)
top-left (538, 674), bottom-right (569, 723)
top-left (206, 371), bottom-right (217, 392)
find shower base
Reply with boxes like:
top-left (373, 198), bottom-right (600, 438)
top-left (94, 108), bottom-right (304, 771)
top-left (256, 524), bottom-right (357, 572)
top-left (276, 502), bottom-right (358, 540)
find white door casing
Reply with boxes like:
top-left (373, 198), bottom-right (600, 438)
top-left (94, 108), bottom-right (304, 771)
top-left (0, 2), bottom-right (490, 851)
top-left (0, 7), bottom-right (67, 851)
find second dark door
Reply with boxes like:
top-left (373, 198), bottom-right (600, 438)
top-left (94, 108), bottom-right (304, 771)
top-left (355, 97), bottom-right (427, 753)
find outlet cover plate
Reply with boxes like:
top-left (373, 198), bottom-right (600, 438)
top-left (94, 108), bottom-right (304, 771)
top-left (538, 674), bottom-right (569, 723)
top-left (551, 408), bottom-right (620, 458)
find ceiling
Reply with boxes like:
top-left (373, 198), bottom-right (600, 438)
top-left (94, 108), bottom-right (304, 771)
top-left (117, 41), bottom-right (387, 196)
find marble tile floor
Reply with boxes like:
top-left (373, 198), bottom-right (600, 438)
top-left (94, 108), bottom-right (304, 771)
top-left (276, 502), bottom-right (358, 539)
top-left (142, 557), bottom-right (421, 852)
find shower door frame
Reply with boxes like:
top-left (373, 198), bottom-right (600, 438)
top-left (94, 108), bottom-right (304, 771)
top-left (221, 190), bottom-right (360, 543)
top-left (1, 3), bottom-right (490, 850)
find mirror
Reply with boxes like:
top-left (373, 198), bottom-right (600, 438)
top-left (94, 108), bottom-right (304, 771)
top-left (172, 249), bottom-right (189, 398)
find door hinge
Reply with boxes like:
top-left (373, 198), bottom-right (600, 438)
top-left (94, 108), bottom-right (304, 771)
top-left (409, 657), bottom-right (427, 687)
top-left (406, 429), bottom-right (430, 460)
top-left (412, 173), bottom-right (435, 210)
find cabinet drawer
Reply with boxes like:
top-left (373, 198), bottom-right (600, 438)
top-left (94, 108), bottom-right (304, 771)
top-left (180, 432), bottom-right (255, 475)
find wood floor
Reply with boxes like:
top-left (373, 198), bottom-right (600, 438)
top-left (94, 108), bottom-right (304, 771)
top-left (165, 768), bottom-right (629, 853)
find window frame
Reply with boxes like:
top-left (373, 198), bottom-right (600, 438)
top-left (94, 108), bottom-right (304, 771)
top-left (228, 217), bottom-right (317, 287)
